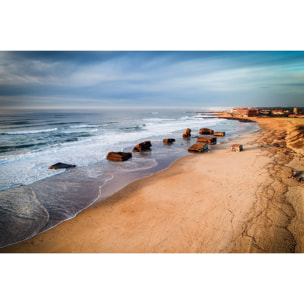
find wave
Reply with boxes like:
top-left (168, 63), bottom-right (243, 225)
top-left (179, 115), bottom-right (199, 120)
top-left (0, 134), bottom-right (94, 155)
top-left (60, 128), bottom-right (98, 134)
top-left (102, 121), bottom-right (118, 126)
top-left (119, 125), bottom-right (145, 131)
top-left (0, 120), bottom-right (31, 126)
top-left (143, 117), bottom-right (175, 122)
top-left (1, 126), bottom-right (98, 137)
top-left (3, 128), bottom-right (58, 135)
top-left (0, 143), bottom-right (46, 153)
top-left (69, 124), bottom-right (100, 129)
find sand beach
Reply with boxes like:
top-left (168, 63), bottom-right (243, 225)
top-left (1, 116), bottom-right (304, 253)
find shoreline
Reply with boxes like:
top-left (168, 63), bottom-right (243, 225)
top-left (1, 116), bottom-right (304, 253)
top-left (0, 115), bottom-right (257, 249)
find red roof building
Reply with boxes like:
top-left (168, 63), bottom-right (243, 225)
top-left (271, 110), bottom-right (285, 115)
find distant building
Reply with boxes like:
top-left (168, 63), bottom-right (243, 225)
top-left (288, 113), bottom-right (304, 118)
top-left (260, 110), bottom-right (271, 116)
top-left (232, 107), bottom-right (259, 117)
top-left (294, 107), bottom-right (298, 114)
top-left (271, 109), bottom-right (285, 116)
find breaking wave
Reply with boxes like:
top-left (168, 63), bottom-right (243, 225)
top-left (3, 128), bottom-right (58, 135)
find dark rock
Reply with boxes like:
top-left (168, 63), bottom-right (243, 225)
top-left (213, 132), bottom-right (225, 136)
top-left (199, 128), bottom-right (214, 135)
top-left (48, 162), bottom-right (76, 169)
top-left (183, 128), bottom-right (191, 138)
top-left (107, 152), bottom-right (132, 161)
top-left (132, 141), bottom-right (152, 152)
top-left (197, 137), bottom-right (217, 145)
top-left (163, 138), bottom-right (175, 144)
top-left (188, 143), bottom-right (209, 153)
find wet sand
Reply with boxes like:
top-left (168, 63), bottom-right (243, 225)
top-left (1, 117), bottom-right (304, 253)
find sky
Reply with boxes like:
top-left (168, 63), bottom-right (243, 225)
top-left (0, 51), bottom-right (304, 109)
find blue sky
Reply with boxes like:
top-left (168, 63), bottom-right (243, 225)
top-left (0, 51), bottom-right (304, 109)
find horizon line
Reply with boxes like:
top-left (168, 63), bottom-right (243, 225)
top-left (0, 105), bottom-right (234, 110)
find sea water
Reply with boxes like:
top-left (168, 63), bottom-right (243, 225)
top-left (0, 108), bottom-right (260, 248)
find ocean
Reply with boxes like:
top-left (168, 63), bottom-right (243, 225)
top-left (0, 108), bottom-right (260, 248)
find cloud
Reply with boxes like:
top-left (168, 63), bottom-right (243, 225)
top-left (0, 51), bottom-right (304, 108)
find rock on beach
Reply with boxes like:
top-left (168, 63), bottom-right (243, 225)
top-left (163, 138), bottom-right (175, 144)
top-left (199, 128), bottom-right (214, 135)
top-left (213, 132), bottom-right (225, 136)
top-left (132, 141), bottom-right (152, 152)
top-left (196, 137), bottom-right (217, 145)
top-left (48, 162), bottom-right (76, 169)
top-left (188, 143), bottom-right (209, 153)
top-left (183, 128), bottom-right (191, 138)
top-left (107, 152), bottom-right (132, 161)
